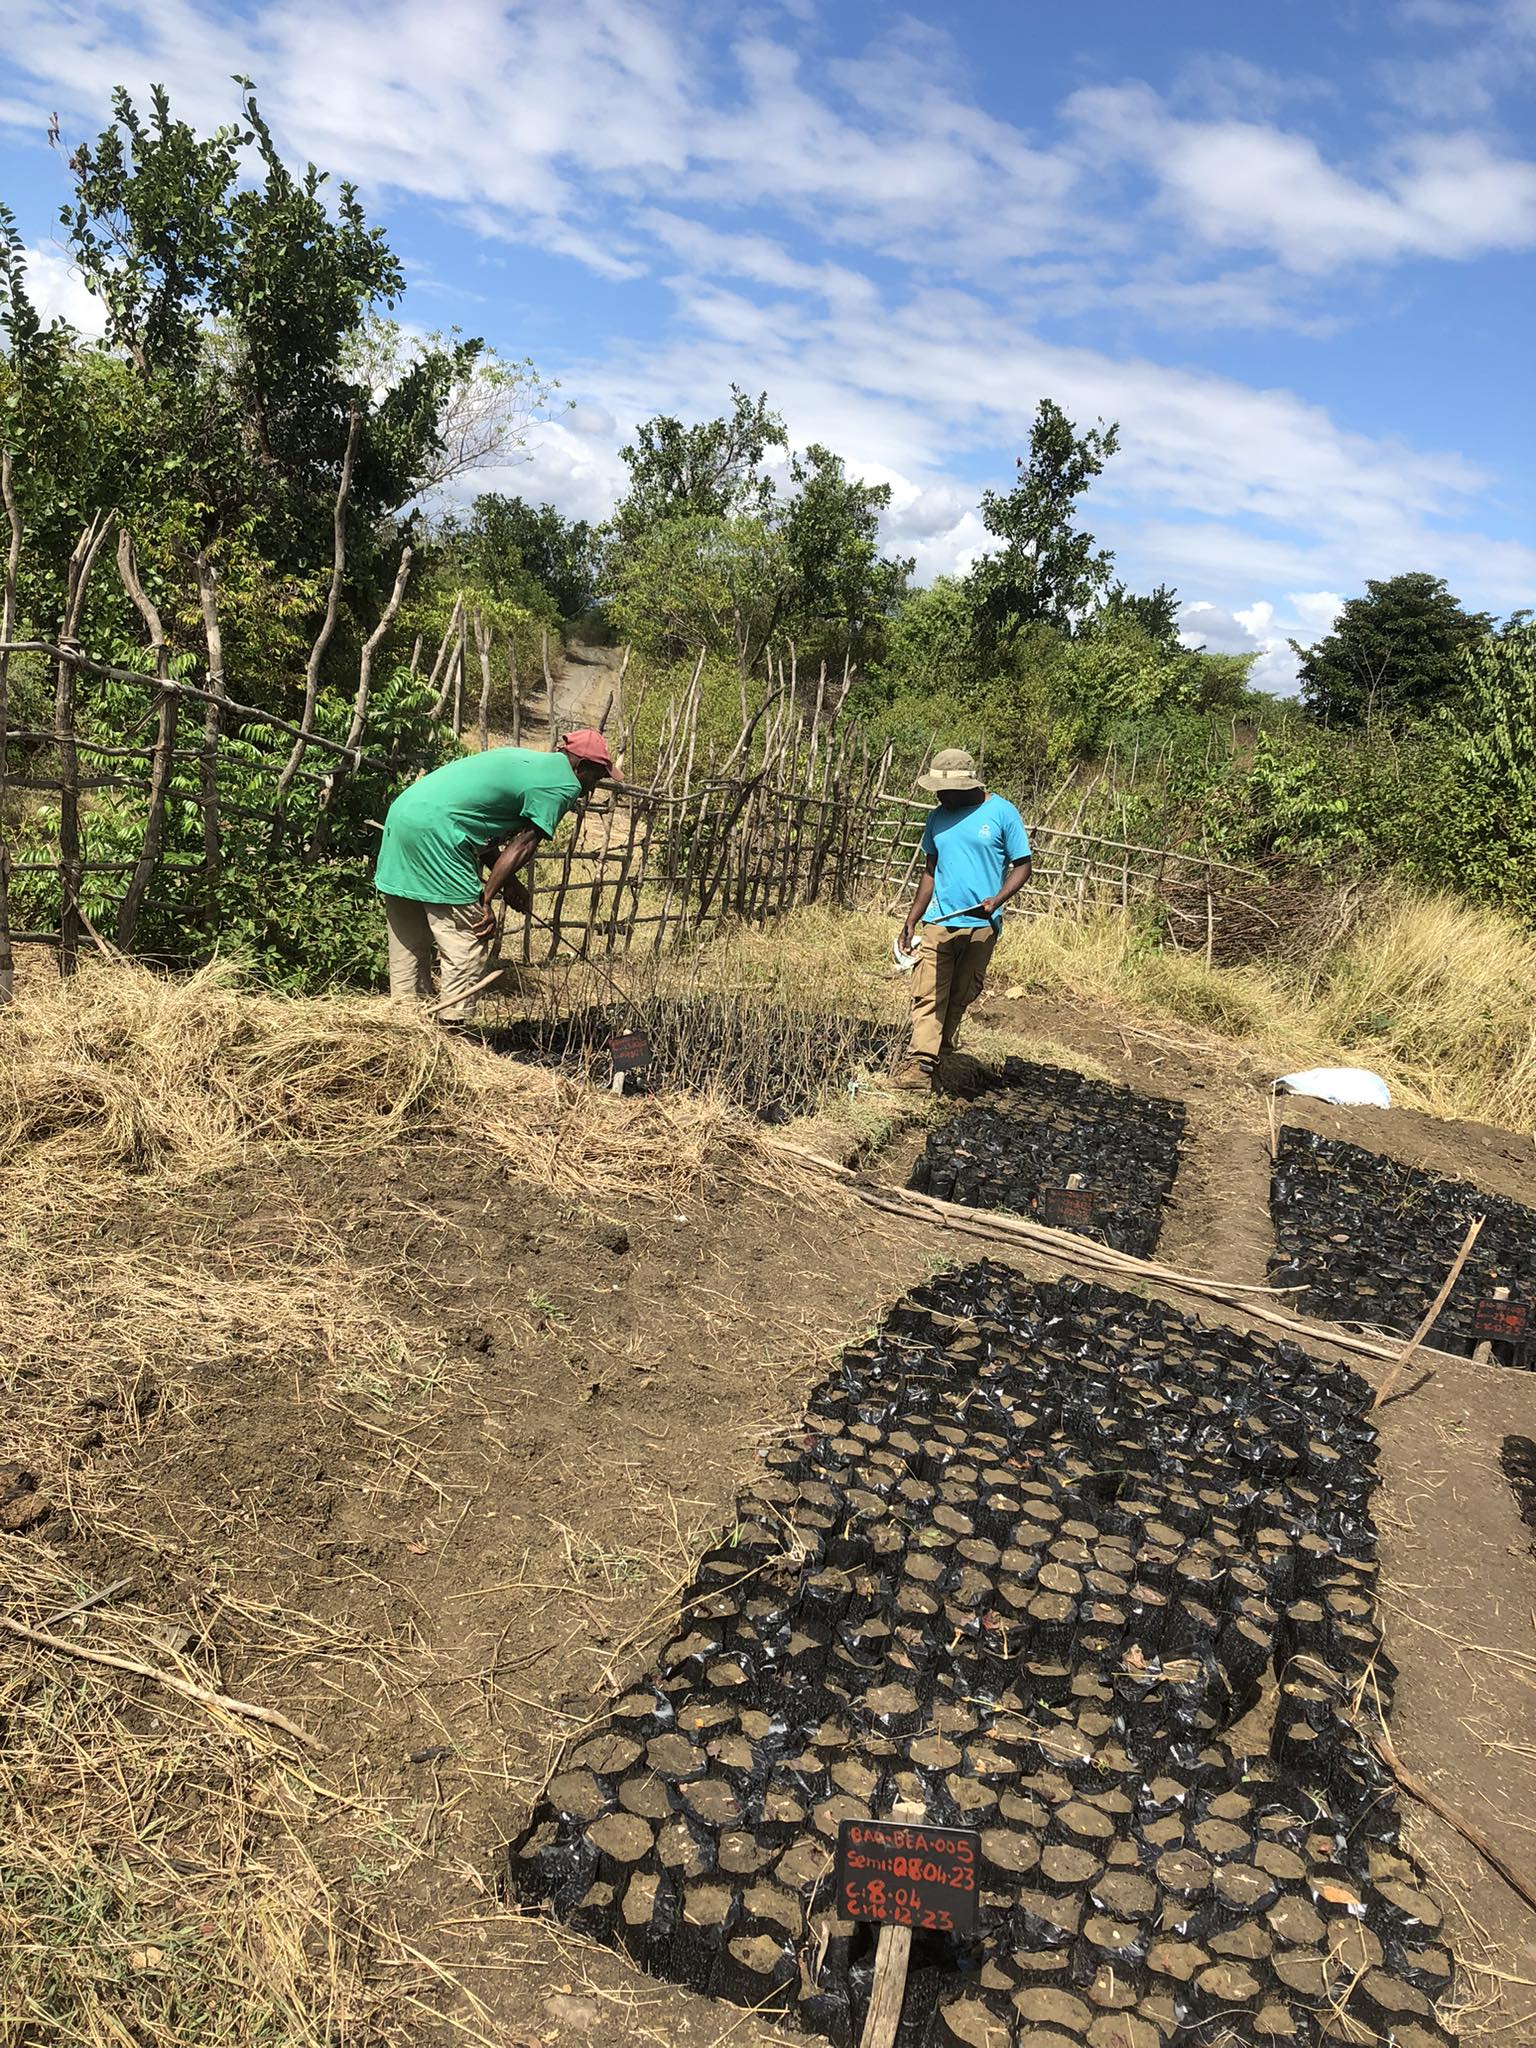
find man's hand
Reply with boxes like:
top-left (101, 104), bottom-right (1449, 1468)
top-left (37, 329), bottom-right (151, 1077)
top-left (900, 922), bottom-right (918, 954)
top-left (467, 899), bottom-right (499, 944)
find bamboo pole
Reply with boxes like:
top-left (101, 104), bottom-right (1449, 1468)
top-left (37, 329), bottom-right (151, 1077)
top-left (0, 450), bottom-right (19, 1005)
top-left (428, 596), bottom-right (464, 714)
top-left (113, 530), bottom-right (181, 950)
top-left (308, 541), bottom-right (413, 855)
top-left (1372, 1217), bottom-right (1485, 1410)
top-left (276, 406), bottom-right (359, 800)
top-left (474, 607), bottom-right (493, 751)
top-left (194, 555), bottom-right (228, 918)
top-left (509, 632), bottom-right (522, 747)
top-left (55, 513), bottom-right (115, 975)
top-left (762, 1139), bottom-right (1494, 1376)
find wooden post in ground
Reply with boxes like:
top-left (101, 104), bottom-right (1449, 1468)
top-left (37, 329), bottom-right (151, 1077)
top-left (859, 1797), bottom-right (925, 2048)
top-left (1473, 1285), bottom-right (1510, 1367)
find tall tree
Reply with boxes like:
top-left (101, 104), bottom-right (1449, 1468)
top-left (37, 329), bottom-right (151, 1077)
top-left (442, 494), bottom-right (598, 619)
top-left (966, 399), bottom-right (1120, 646)
top-left (1293, 572), bottom-right (1493, 728)
top-left (778, 443), bottom-right (910, 661)
top-left (1419, 622), bottom-right (1536, 909)
top-left (611, 386), bottom-right (785, 541)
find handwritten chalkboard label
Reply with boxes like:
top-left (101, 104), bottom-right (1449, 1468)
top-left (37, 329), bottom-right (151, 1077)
top-left (1043, 1185), bottom-right (1095, 1230)
top-left (834, 1819), bottom-right (980, 1936)
top-left (608, 1029), bottom-right (651, 1077)
top-left (1472, 1296), bottom-right (1530, 1343)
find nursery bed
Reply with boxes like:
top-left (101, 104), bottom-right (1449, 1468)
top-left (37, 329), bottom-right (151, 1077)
top-left (508, 1261), bottom-right (1453, 2048)
top-left (486, 996), bottom-right (904, 1120)
top-left (908, 1060), bottom-right (1185, 1257)
top-left (1269, 1128), bottom-right (1536, 1364)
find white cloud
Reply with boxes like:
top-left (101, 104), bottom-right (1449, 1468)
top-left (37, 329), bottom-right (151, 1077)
top-left (1178, 589), bottom-right (1345, 695)
top-left (1068, 82), bottom-right (1536, 270)
top-left (19, 242), bottom-right (107, 336)
top-left (3, 0), bottom-right (1533, 669)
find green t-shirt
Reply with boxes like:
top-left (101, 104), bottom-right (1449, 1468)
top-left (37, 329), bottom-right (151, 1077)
top-left (375, 746), bottom-right (582, 905)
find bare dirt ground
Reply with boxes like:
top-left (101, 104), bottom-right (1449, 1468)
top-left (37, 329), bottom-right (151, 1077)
top-left (6, 979), bottom-right (1536, 2047)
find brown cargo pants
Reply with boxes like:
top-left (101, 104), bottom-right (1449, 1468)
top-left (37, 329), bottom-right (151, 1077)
top-left (382, 895), bottom-right (493, 1025)
top-left (906, 923), bottom-right (997, 1068)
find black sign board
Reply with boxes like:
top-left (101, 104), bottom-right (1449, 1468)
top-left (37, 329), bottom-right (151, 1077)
top-left (608, 1029), bottom-right (652, 1077)
top-left (834, 1819), bottom-right (980, 1936)
top-left (1472, 1296), bottom-right (1530, 1343)
top-left (1042, 1185), bottom-right (1095, 1230)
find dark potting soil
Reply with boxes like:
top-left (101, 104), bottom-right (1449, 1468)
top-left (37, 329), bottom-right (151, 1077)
top-left (1500, 1437), bottom-right (1536, 1547)
top-left (508, 1263), bottom-right (1455, 2048)
top-left (1270, 1127), bottom-right (1536, 1365)
top-left (484, 998), bottom-right (904, 1121)
top-left (908, 1059), bottom-right (1185, 1257)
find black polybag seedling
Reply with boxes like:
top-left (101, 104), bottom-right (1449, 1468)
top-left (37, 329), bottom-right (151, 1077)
top-left (909, 1059), bottom-right (1185, 1257)
top-left (487, 997), bottom-right (903, 1120)
top-left (1270, 1127), bottom-right (1536, 1365)
top-left (507, 1263), bottom-right (1456, 2048)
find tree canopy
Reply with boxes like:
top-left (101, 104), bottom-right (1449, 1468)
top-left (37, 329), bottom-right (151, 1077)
top-left (967, 400), bottom-right (1121, 646)
top-left (1293, 572), bottom-right (1493, 728)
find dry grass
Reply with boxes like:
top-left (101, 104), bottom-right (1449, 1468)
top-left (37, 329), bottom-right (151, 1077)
top-left (0, 960), bottom-right (806, 2047)
top-left (0, 957), bottom-right (778, 1195)
top-left (0, 1540), bottom-right (410, 2048)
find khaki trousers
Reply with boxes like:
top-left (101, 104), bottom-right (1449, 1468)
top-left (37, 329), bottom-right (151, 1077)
top-left (907, 923), bottom-right (997, 1066)
top-left (382, 895), bottom-right (492, 1024)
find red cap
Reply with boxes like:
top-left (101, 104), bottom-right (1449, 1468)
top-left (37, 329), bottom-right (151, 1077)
top-left (559, 727), bottom-right (621, 781)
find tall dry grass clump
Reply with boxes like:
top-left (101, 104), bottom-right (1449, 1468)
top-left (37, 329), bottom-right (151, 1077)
top-left (0, 959), bottom-right (449, 1173)
top-left (1311, 892), bottom-right (1536, 1130)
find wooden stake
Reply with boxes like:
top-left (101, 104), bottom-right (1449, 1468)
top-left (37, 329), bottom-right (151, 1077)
top-left (859, 1798), bottom-right (925, 2048)
top-left (1372, 1215), bottom-right (1484, 1410)
top-left (1371, 1721), bottom-right (1536, 1918)
top-left (1472, 1284), bottom-right (1510, 1367)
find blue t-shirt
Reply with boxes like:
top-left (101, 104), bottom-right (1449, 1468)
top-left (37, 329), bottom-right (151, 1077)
top-left (920, 794), bottom-right (1031, 931)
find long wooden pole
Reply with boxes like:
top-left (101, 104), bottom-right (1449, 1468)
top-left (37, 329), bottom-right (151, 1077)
top-left (113, 529), bottom-right (180, 950)
top-left (765, 1138), bottom-right (1488, 1375)
top-left (0, 451), bottom-right (20, 1005)
top-left (1371, 1216), bottom-right (1484, 1410)
top-left (276, 406), bottom-right (358, 801)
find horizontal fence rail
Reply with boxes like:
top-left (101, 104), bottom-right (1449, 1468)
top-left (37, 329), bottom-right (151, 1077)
top-left (0, 461), bottom-right (1269, 997)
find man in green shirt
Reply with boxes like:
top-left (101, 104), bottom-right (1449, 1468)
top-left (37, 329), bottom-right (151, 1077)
top-left (376, 728), bottom-right (619, 1024)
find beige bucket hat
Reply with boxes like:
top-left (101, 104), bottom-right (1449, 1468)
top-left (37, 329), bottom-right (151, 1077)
top-left (916, 747), bottom-right (983, 794)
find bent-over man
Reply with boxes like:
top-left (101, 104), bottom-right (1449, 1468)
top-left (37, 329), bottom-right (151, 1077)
top-left (376, 728), bottom-right (619, 1025)
top-left (894, 747), bottom-right (1031, 1090)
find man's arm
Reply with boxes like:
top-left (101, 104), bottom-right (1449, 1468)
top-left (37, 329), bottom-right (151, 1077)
top-left (901, 854), bottom-right (938, 949)
top-left (469, 825), bottom-right (543, 940)
top-left (977, 856), bottom-right (1032, 918)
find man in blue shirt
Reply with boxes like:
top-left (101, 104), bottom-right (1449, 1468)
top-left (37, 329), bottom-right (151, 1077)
top-left (895, 748), bottom-right (1032, 1089)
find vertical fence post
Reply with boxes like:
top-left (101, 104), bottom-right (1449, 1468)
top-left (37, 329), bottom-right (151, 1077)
top-left (0, 451), bottom-right (20, 1004)
top-left (194, 556), bottom-right (228, 925)
top-left (55, 514), bottom-right (114, 976)
top-left (114, 530), bottom-right (180, 951)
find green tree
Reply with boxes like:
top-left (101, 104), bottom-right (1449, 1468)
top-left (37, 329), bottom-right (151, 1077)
top-left (778, 443), bottom-right (910, 664)
top-left (967, 399), bottom-right (1120, 647)
top-left (437, 494), bottom-right (597, 619)
top-left (611, 385), bottom-right (785, 542)
top-left (608, 514), bottom-right (792, 670)
top-left (1416, 623), bottom-right (1536, 911)
top-left (1095, 581), bottom-right (1181, 649)
top-left (1293, 572), bottom-right (1493, 728)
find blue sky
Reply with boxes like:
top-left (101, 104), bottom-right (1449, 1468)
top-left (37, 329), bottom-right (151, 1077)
top-left (3, 0), bottom-right (1534, 688)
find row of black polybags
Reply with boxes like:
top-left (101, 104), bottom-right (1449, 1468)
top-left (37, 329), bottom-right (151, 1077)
top-left (508, 1263), bottom-right (1455, 2048)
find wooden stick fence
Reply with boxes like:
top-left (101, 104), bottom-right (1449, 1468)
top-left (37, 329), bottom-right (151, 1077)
top-left (0, 473), bottom-right (1269, 991)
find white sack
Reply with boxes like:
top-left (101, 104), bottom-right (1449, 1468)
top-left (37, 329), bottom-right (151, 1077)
top-left (1274, 1067), bottom-right (1392, 1110)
